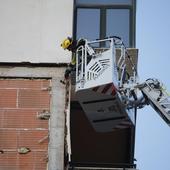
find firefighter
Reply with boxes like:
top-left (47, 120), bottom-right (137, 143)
top-left (61, 37), bottom-right (85, 79)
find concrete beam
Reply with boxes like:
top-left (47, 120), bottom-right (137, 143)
top-left (48, 77), bottom-right (66, 170)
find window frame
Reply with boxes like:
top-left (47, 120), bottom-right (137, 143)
top-left (73, 0), bottom-right (136, 47)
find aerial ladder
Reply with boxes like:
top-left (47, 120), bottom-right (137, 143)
top-left (75, 37), bottom-right (170, 132)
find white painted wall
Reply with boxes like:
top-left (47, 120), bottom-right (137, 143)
top-left (0, 0), bottom-right (73, 63)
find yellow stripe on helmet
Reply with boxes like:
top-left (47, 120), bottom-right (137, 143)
top-left (61, 38), bottom-right (72, 49)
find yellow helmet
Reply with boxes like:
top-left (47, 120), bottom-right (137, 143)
top-left (61, 38), bottom-right (72, 50)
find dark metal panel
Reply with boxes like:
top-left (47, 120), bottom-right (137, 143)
top-left (100, 8), bottom-right (106, 40)
top-left (70, 101), bottom-right (135, 166)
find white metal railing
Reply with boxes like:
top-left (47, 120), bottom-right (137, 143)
top-left (75, 37), bottom-right (136, 90)
top-left (76, 38), bottom-right (114, 87)
top-left (76, 46), bottom-right (85, 85)
top-left (116, 40), bottom-right (126, 87)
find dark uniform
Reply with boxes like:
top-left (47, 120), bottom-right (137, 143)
top-left (61, 37), bottom-right (86, 79)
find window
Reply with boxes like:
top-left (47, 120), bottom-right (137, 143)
top-left (74, 0), bottom-right (136, 47)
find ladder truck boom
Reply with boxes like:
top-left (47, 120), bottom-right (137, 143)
top-left (138, 79), bottom-right (170, 126)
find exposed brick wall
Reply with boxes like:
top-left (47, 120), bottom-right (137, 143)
top-left (0, 79), bottom-right (51, 170)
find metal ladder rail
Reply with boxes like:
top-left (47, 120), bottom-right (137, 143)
top-left (140, 79), bottom-right (170, 126)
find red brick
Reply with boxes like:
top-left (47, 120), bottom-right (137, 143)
top-left (34, 151), bottom-right (48, 170)
top-left (41, 80), bottom-right (51, 89)
top-left (0, 79), bottom-right (50, 89)
top-left (18, 89), bottom-right (50, 108)
top-left (18, 152), bottom-right (34, 170)
top-left (1, 109), bottom-right (48, 129)
top-left (0, 89), bottom-right (17, 108)
top-left (0, 79), bottom-right (49, 170)
top-left (0, 152), bottom-right (18, 170)
top-left (0, 110), bottom-right (4, 128)
top-left (0, 129), bottom-right (17, 148)
top-left (18, 130), bottom-right (48, 150)
top-left (0, 151), bottom-right (48, 170)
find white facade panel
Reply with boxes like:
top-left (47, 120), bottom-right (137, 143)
top-left (0, 0), bottom-right (73, 63)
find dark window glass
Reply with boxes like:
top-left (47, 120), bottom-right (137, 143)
top-left (76, 0), bottom-right (132, 5)
top-left (76, 8), bottom-right (100, 40)
top-left (106, 9), bottom-right (130, 46)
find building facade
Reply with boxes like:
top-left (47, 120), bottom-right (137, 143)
top-left (0, 0), bottom-right (137, 170)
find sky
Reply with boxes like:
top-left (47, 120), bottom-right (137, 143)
top-left (135, 0), bottom-right (170, 170)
